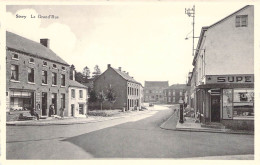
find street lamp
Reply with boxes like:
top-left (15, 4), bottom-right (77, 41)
top-left (185, 5), bottom-right (196, 56)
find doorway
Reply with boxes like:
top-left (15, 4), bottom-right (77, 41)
top-left (51, 93), bottom-right (57, 115)
top-left (71, 104), bottom-right (75, 117)
top-left (211, 95), bottom-right (220, 122)
top-left (42, 92), bottom-right (47, 116)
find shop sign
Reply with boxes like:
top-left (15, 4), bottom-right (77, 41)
top-left (206, 75), bottom-right (254, 84)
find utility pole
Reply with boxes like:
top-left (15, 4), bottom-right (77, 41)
top-left (185, 5), bottom-right (195, 56)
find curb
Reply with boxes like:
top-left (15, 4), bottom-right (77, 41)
top-left (160, 111), bottom-right (254, 135)
top-left (6, 110), bottom-right (152, 126)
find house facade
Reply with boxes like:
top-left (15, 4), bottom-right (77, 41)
top-left (6, 31), bottom-right (70, 120)
top-left (164, 84), bottom-right (187, 104)
top-left (94, 64), bottom-right (142, 110)
top-left (190, 5), bottom-right (254, 130)
top-left (144, 81), bottom-right (169, 103)
top-left (68, 80), bottom-right (88, 117)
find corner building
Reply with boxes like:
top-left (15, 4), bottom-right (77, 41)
top-left (191, 5), bottom-right (254, 130)
top-left (6, 31), bottom-right (70, 119)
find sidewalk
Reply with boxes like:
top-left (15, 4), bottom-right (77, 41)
top-left (160, 111), bottom-right (254, 135)
top-left (6, 109), bottom-right (152, 126)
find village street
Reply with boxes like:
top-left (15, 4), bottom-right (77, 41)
top-left (6, 105), bottom-right (254, 159)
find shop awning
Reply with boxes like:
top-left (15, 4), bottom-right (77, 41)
top-left (197, 83), bottom-right (254, 89)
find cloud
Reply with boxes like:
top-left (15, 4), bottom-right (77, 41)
top-left (6, 9), bottom-right (77, 64)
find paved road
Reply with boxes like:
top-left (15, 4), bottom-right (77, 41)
top-left (6, 105), bottom-right (254, 159)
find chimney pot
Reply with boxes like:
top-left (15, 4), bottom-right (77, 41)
top-left (40, 39), bottom-right (50, 48)
top-left (108, 64), bottom-right (111, 68)
top-left (119, 67), bottom-right (121, 71)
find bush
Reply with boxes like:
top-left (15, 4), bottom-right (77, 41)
top-left (87, 110), bottom-right (121, 117)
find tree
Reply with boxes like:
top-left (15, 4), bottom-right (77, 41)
top-left (92, 65), bottom-right (101, 78)
top-left (88, 90), bottom-right (98, 103)
top-left (82, 66), bottom-right (91, 80)
top-left (106, 85), bottom-right (117, 110)
top-left (97, 90), bottom-right (106, 110)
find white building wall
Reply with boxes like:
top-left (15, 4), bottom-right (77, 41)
top-left (68, 87), bottom-right (88, 117)
top-left (204, 6), bottom-right (254, 76)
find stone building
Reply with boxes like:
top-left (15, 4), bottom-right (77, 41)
top-left (6, 31), bottom-right (70, 119)
top-left (164, 84), bottom-right (187, 104)
top-left (189, 5), bottom-right (254, 130)
top-left (143, 81), bottom-right (169, 103)
top-left (94, 64), bottom-right (142, 110)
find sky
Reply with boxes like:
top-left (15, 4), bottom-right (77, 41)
top-left (5, 1), bottom-right (253, 86)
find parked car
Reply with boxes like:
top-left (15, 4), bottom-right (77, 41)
top-left (149, 103), bottom-right (154, 107)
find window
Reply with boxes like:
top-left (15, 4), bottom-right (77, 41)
top-left (27, 68), bottom-right (34, 83)
top-left (12, 53), bottom-right (19, 60)
top-left (11, 64), bottom-right (19, 81)
top-left (71, 89), bottom-right (75, 98)
top-left (168, 97), bottom-right (171, 103)
top-left (172, 96), bottom-right (176, 102)
top-left (61, 74), bottom-right (65, 86)
top-left (79, 90), bottom-right (83, 98)
top-left (42, 70), bottom-right (47, 84)
top-left (172, 91), bottom-right (175, 96)
top-left (43, 61), bottom-right (47, 66)
top-left (61, 94), bottom-right (65, 109)
top-left (168, 91), bottom-right (171, 95)
top-left (180, 91), bottom-right (183, 96)
top-left (62, 66), bottom-right (65, 70)
top-left (52, 72), bottom-right (57, 85)
top-left (29, 58), bottom-right (34, 63)
top-left (233, 89), bottom-right (254, 118)
top-left (53, 64), bottom-right (57, 68)
top-left (235, 15), bottom-right (248, 27)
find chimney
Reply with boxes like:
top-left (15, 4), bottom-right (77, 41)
top-left (107, 64), bottom-right (111, 69)
top-left (118, 67), bottom-right (121, 71)
top-left (127, 72), bottom-right (129, 75)
top-left (40, 39), bottom-right (50, 48)
top-left (73, 70), bottom-right (75, 81)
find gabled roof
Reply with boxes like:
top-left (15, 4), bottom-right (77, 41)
top-left (166, 84), bottom-right (187, 90)
top-left (111, 67), bottom-right (141, 85)
top-left (6, 31), bottom-right (69, 66)
top-left (192, 5), bottom-right (252, 66)
top-left (144, 81), bottom-right (169, 88)
top-left (68, 80), bottom-right (88, 89)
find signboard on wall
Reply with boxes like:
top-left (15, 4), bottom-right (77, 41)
top-left (206, 74), bottom-right (254, 84)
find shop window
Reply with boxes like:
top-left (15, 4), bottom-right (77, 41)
top-left (233, 89), bottom-right (254, 118)
top-left (223, 89), bottom-right (233, 119)
top-left (61, 74), bottom-right (65, 86)
top-left (27, 68), bottom-right (34, 83)
top-left (235, 15), bottom-right (248, 27)
top-left (52, 72), bottom-right (57, 85)
top-left (11, 64), bottom-right (19, 81)
top-left (42, 70), bottom-right (47, 84)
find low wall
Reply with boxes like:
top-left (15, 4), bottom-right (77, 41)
top-left (221, 119), bottom-right (254, 130)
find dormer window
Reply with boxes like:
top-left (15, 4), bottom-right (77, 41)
top-left (43, 61), bottom-right (47, 66)
top-left (29, 58), bottom-right (34, 63)
top-left (12, 53), bottom-right (19, 60)
top-left (53, 64), bottom-right (57, 69)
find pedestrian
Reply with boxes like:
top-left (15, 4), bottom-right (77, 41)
top-left (30, 108), bottom-right (39, 120)
top-left (49, 104), bottom-right (55, 117)
top-left (60, 107), bottom-right (64, 119)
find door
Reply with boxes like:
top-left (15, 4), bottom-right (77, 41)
top-left (79, 104), bottom-right (84, 115)
top-left (42, 92), bottom-right (47, 116)
top-left (71, 104), bottom-right (75, 117)
top-left (211, 95), bottom-right (220, 122)
top-left (51, 93), bottom-right (57, 115)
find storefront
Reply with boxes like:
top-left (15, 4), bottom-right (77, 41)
top-left (196, 74), bottom-right (254, 130)
top-left (8, 90), bottom-right (35, 111)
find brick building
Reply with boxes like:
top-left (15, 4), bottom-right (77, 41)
top-left (6, 31), bottom-right (70, 119)
top-left (94, 64), bottom-right (142, 110)
top-left (164, 84), bottom-right (187, 104)
top-left (144, 81), bottom-right (169, 103)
